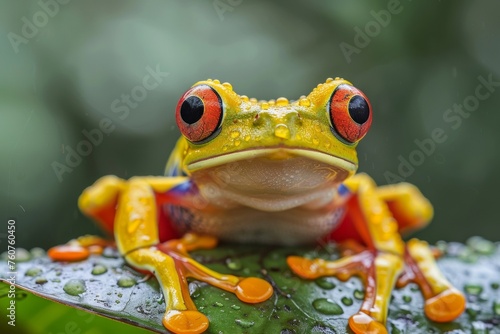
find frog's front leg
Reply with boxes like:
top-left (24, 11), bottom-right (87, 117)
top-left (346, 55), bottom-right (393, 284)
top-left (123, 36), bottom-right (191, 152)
top-left (288, 174), bottom-right (465, 334)
top-left (108, 176), bottom-right (273, 334)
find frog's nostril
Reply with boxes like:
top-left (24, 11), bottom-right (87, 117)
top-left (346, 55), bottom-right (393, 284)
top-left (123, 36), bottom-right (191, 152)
top-left (274, 124), bottom-right (290, 139)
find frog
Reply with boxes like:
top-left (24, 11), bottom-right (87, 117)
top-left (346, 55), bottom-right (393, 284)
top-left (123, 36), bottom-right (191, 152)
top-left (48, 78), bottom-right (466, 334)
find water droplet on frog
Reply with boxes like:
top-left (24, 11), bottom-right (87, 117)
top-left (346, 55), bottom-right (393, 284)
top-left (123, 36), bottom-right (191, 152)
top-left (315, 277), bottom-right (335, 290)
top-left (63, 279), bottom-right (86, 296)
top-left (231, 304), bottom-right (241, 310)
top-left (298, 98), bottom-right (310, 107)
top-left (312, 298), bottom-right (343, 315)
top-left (117, 276), bottom-right (137, 288)
top-left (235, 319), bottom-right (255, 328)
top-left (341, 296), bottom-right (353, 306)
top-left (214, 302), bottom-right (223, 307)
top-left (91, 264), bottom-right (108, 275)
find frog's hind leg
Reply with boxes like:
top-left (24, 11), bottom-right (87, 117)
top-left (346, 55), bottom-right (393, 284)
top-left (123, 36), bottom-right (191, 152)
top-left (376, 183), bottom-right (466, 322)
top-left (116, 177), bottom-right (273, 334)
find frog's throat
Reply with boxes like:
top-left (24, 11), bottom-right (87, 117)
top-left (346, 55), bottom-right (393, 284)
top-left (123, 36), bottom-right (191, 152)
top-left (186, 147), bottom-right (357, 175)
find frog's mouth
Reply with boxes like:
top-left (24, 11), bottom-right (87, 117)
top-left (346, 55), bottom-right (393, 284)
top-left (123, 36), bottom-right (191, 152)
top-left (187, 147), bottom-right (357, 176)
top-left (186, 147), bottom-right (356, 212)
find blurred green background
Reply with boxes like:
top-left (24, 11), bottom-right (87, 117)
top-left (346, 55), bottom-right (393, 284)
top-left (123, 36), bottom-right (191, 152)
top-left (1, 1), bottom-right (500, 333)
top-left (1, 1), bottom-right (499, 253)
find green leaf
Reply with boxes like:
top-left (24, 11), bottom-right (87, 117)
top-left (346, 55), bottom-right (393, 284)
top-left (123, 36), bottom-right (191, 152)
top-left (1, 239), bottom-right (499, 333)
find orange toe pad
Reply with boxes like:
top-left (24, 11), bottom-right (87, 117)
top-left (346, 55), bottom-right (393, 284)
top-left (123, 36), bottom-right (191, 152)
top-left (235, 277), bottom-right (273, 303)
top-left (163, 310), bottom-right (209, 334)
top-left (425, 288), bottom-right (466, 322)
top-left (48, 245), bottom-right (90, 262)
top-left (349, 312), bottom-right (388, 334)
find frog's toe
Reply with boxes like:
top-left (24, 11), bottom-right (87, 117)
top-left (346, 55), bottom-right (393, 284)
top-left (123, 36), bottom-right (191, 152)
top-left (286, 256), bottom-right (322, 279)
top-left (424, 287), bottom-right (466, 322)
top-left (48, 244), bottom-right (90, 262)
top-left (163, 310), bottom-right (209, 334)
top-left (349, 312), bottom-right (388, 334)
top-left (235, 277), bottom-right (273, 303)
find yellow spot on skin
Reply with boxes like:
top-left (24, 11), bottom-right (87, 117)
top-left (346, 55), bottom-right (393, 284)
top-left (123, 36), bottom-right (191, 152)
top-left (230, 131), bottom-right (240, 139)
top-left (312, 138), bottom-right (319, 145)
top-left (244, 135), bottom-right (251, 142)
top-left (276, 97), bottom-right (289, 106)
top-left (235, 140), bottom-right (241, 146)
top-left (260, 102), bottom-right (269, 110)
top-left (274, 124), bottom-right (290, 139)
top-left (222, 145), bottom-right (228, 152)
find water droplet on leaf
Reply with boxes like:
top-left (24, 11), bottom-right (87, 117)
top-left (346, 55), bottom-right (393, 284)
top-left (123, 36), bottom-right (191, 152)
top-left (312, 298), bottom-right (343, 315)
top-left (117, 277), bottom-right (136, 288)
top-left (91, 264), bottom-right (107, 275)
top-left (63, 279), bottom-right (86, 296)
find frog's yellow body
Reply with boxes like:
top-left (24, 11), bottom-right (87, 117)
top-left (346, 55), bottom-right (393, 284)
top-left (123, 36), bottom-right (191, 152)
top-left (49, 78), bottom-right (465, 334)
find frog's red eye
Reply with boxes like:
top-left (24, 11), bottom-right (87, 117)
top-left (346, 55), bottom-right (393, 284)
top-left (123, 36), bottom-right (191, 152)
top-left (176, 85), bottom-right (223, 143)
top-left (328, 84), bottom-right (372, 143)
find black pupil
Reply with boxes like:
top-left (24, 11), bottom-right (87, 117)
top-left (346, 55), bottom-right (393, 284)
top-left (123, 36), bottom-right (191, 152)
top-left (180, 96), bottom-right (204, 124)
top-left (348, 95), bottom-right (370, 124)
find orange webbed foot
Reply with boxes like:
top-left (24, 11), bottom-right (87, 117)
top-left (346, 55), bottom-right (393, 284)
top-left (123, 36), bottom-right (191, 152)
top-left (349, 312), bottom-right (388, 334)
top-left (424, 287), bottom-right (466, 322)
top-left (163, 310), bottom-right (209, 334)
top-left (157, 233), bottom-right (273, 305)
top-left (287, 245), bottom-right (402, 333)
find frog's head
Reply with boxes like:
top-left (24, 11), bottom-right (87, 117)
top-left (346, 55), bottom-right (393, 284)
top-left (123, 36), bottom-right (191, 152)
top-left (172, 78), bottom-right (372, 208)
